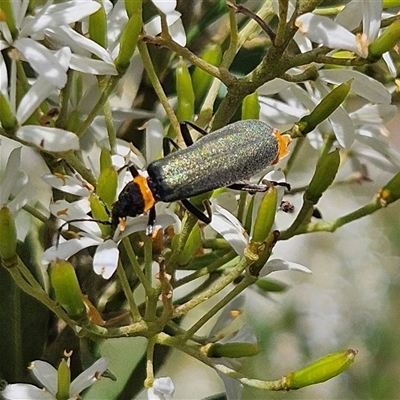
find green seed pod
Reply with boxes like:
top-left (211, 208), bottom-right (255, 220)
top-left (297, 80), bottom-right (352, 135)
top-left (255, 277), bottom-right (288, 292)
top-left (192, 44), bottom-right (222, 108)
top-left (114, 11), bottom-right (142, 73)
top-left (251, 187), bottom-right (278, 244)
top-left (377, 171), bottom-right (400, 206)
top-left (56, 358), bottom-right (71, 400)
top-left (284, 349), bottom-right (357, 390)
top-left (89, 0), bottom-right (107, 48)
top-left (50, 260), bottom-right (86, 320)
top-left (368, 21), bottom-right (400, 61)
top-left (125, 0), bottom-right (142, 19)
top-left (1, 0), bottom-right (18, 40)
top-left (89, 194), bottom-right (111, 238)
top-left (242, 92), bottom-right (260, 120)
top-left (0, 91), bottom-right (17, 131)
top-left (0, 206), bottom-right (17, 266)
top-left (176, 57), bottom-right (195, 122)
top-left (205, 342), bottom-right (262, 358)
top-left (96, 165), bottom-right (118, 210)
top-left (177, 223), bottom-right (202, 266)
top-left (305, 149), bottom-right (340, 204)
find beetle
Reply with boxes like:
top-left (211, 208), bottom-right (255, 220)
top-left (111, 119), bottom-right (290, 235)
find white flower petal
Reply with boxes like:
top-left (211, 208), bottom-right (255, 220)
top-left (42, 173), bottom-right (91, 197)
top-left (46, 26), bottom-right (113, 63)
top-left (115, 212), bottom-right (178, 241)
top-left (93, 239), bottom-right (119, 279)
top-left (0, 147), bottom-right (23, 204)
top-left (41, 237), bottom-right (101, 264)
top-left (151, 0), bottom-right (176, 14)
top-left (295, 13), bottom-right (360, 55)
top-left (350, 104), bottom-right (397, 125)
top-left (209, 204), bottom-right (248, 256)
top-left (260, 259), bottom-right (312, 276)
top-left (2, 383), bottom-right (54, 400)
top-left (319, 69), bottom-right (391, 104)
top-left (50, 199), bottom-right (103, 237)
top-left (335, 0), bottom-right (362, 31)
top-left (17, 126), bottom-right (80, 152)
top-left (69, 54), bottom-right (117, 75)
top-left (362, 0), bottom-right (382, 42)
top-left (356, 130), bottom-right (400, 168)
top-left (167, 15), bottom-right (186, 47)
top-left (70, 357), bottom-right (109, 395)
top-left (16, 77), bottom-right (56, 124)
top-left (146, 118), bottom-right (164, 163)
top-left (20, 1), bottom-right (101, 36)
top-left (208, 296), bottom-right (245, 338)
top-left (328, 106), bottom-right (355, 148)
top-left (30, 360), bottom-right (58, 395)
top-left (0, 52), bottom-right (8, 97)
top-left (149, 377), bottom-right (175, 400)
top-left (13, 38), bottom-right (69, 87)
top-left (7, 184), bottom-right (30, 214)
top-left (258, 78), bottom-right (294, 96)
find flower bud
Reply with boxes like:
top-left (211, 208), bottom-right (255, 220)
top-left (255, 277), bottom-right (288, 292)
top-left (88, 194), bottom-right (111, 238)
top-left (1, 0), bottom-right (18, 40)
top-left (96, 164), bottom-right (118, 210)
top-left (251, 187), bottom-right (278, 244)
top-left (177, 223), bottom-right (202, 266)
top-left (56, 358), bottom-right (71, 400)
top-left (192, 44), bottom-right (222, 108)
top-left (0, 91), bottom-right (17, 131)
top-left (284, 349), bottom-right (357, 390)
top-left (297, 80), bottom-right (352, 135)
top-left (377, 171), bottom-right (400, 206)
top-left (50, 260), bottom-right (86, 320)
top-left (0, 206), bottom-right (17, 267)
top-left (89, 1), bottom-right (107, 48)
top-left (242, 92), bottom-right (260, 120)
top-left (368, 21), bottom-right (400, 61)
top-left (205, 342), bottom-right (261, 358)
top-left (304, 149), bottom-right (340, 204)
top-left (176, 57), bottom-right (195, 122)
top-left (125, 0), bottom-right (142, 19)
top-left (114, 11), bottom-right (142, 73)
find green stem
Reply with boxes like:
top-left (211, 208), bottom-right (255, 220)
top-left (122, 238), bottom-right (153, 295)
top-left (144, 338), bottom-right (156, 388)
top-left (75, 75), bottom-right (120, 138)
top-left (57, 70), bottom-right (74, 130)
top-left (173, 252), bottom-right (254, 319)
top-left (295, 198), bottom-right (384, 235)
top-left (62, 152), bottom-right (97, 187)
top-left (137, 40), bottom-right (181, 138)
top-left (116, 259), bottom-right (142, 322)
top-left (7, 259), bottom-right (78, 329)
top-left (174, 251), bottom-right (237, 288)
top-left (183, 273), bottom-right (257, 339)
top-left (103, 101), bottom-right (117, 152)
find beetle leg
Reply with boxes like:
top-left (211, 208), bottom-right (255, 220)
top-left (146, 206), bottom-right (157, 236)
top-left (163, 137), bottom-right (181, 156)
top-left (181, 199), bottom-right (212, 224)
top-left (229, 180), bottom-right (291, 193)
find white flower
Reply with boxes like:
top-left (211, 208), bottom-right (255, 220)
top-left (145, 0), bottom-right (186, 46)
top-left (0, 0), bottom-right (118, 127)
top-left (209, 172), bottom-right (312, 276)
top-left (148, 377), bottom-right (175, 400)
top-left (258, 71), bottom-right (397, 150)
top-left (295, 0), bottom-right (382, 58)
top-left (1, 356), bottom-right (109, 400)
